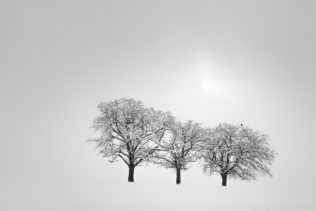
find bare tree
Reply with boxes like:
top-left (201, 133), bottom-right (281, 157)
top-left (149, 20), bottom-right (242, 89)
top-left (152, 120), bottom-right (205, 184)
top-left (202, 123), bottom-right (275, 186)
top-left (88, 98), bottom-right (167, 182)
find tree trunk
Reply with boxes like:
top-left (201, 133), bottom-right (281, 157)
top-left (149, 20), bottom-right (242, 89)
top-left (176, 168), bottom-right (181, 184)
top-left (128, 165), bottom-right (135, 182)
top-left (221, 173), bottom-right (227, 186)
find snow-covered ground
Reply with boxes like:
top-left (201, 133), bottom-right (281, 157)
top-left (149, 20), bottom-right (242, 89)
top-left (1, 174), bottom-right (315, 211)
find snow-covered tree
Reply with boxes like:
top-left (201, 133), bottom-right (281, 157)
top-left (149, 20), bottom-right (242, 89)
top-left (201, 123), bottom-right (275, 186)
top-left (152, 120), bottom-right (205, 184)
top-left (88, 98), bottom-right (168, 182)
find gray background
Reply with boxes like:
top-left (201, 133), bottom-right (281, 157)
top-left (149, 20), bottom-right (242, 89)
top-left (1, 0), bottom-right (315, 210)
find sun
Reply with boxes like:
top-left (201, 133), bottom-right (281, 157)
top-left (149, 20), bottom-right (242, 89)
top-left (189, 53), bottom-right (226, 96)
top-left (201, 79), bottom-right (213, 93)
top-left (200, 78), bottom-right (222, 96)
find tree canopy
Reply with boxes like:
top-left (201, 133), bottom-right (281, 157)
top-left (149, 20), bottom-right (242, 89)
top-left (88, 98), bottom-right (276, 185)
top-left (88, 98), bottom-right (168, 181)
top-left (201, 123), bottom-right (276, 186)
top-left (152, 120), bottom-right (205, 184)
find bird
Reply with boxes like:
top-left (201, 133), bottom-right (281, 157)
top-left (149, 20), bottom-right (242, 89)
top-left (241, 123), bottom-right (243, 127)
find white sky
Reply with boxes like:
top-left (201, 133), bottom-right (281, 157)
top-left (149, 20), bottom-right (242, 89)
top-left (1, 0), bottom-right (315, 210)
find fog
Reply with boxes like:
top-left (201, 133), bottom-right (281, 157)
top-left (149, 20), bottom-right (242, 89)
top-left (1, 0), bottom-right (315, 210)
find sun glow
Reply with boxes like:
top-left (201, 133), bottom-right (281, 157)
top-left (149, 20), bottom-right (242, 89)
top-left (186, 52), bottom-right (238, 98)
top-left (192, 57), bottom-right (224, 96)
top-left (200, 78), bottom-right (223, 95)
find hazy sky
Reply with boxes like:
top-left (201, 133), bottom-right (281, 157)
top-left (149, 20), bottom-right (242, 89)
top-left (1, 0), bottom-right (316, 210)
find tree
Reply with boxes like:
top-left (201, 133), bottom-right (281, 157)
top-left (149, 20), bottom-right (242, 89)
top-left (88, 98), bottom-right (167, 182)
top-left (152, 120), bottom-right (205, 184)
top-left (201, 123), bottom-right (275, 186)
